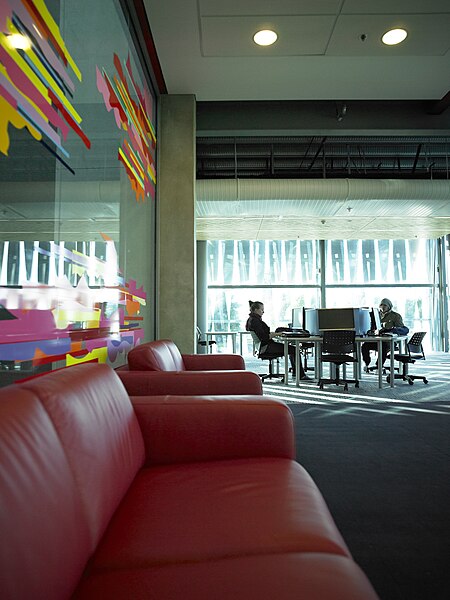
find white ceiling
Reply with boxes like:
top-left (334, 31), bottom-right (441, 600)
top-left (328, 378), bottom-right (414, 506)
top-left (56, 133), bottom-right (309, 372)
top-left (144, 0), bottom-right (450, 240)
top-left (144, 0), bottom-right (450, 101)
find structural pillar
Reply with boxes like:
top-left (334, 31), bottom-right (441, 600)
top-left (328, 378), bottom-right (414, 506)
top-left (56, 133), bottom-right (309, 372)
top-left (157, 95), bottom-right (196, 352)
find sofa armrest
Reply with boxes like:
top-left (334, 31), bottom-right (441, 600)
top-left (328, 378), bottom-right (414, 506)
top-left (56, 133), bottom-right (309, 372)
top-left (117, 370), bottom-right (263, 396)
top-left (131, 395), bottom-right (295, 465)
top-left (182, 353), bottom-right (245, 370)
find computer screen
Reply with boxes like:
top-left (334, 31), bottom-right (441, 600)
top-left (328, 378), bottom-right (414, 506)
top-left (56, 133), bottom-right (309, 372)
top-left (291, 307), bottom-right (303, 329)
top-left (370, 307), bottom-right (382, 331)
top-left (355, 307), bottom-right (372, 336)
top-left (317, 308), bottom-right (355, 331)
top-left (304, 308), bottom-right (319, 335)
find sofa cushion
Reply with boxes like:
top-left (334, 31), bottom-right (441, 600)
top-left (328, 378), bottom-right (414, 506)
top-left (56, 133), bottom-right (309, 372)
top-left (128, 340), bottom-right (185, 371)
top-left (91, 458), bottom-right (349, 570)
top-left (0, 387), bottom-right (91, 600)
top-left (75, 553), bottom-right (379, 600)
top-left (21, 363), bottom-right (145, 551)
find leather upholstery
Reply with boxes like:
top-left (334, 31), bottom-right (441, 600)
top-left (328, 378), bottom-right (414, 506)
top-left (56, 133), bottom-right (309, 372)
top-left (128, 339), bottom-right (185, 371)
top-left (0, 387), bottom-right (91, 600)
top-left (131, 395), bottom-right (296, 465)
top-left (117, 369), bottom-right (263, 396)
top-left (119, 339), bottom-right (261, 396)
top-left (126, 339), bottom-right (246, 371)
top-left (75, 553), bottom-right (380, 600)
top-left (0, 364), bottom-right (379, 600)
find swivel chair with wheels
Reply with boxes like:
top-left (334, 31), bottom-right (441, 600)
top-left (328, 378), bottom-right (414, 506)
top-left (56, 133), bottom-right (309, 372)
top-left (318, 330), bottom-right (359, 391)
top-left (386, 331), bottom-right (428, 385)
top-left (249, 331), bottom-right (285, 382)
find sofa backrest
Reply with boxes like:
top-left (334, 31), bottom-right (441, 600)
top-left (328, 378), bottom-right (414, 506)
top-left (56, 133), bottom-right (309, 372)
top-left (128, 339), bottom-right (185, 371)
top-left (20, 363), bottom-right (146, 553)
top-left (0, 387), bottom-right (91, 600)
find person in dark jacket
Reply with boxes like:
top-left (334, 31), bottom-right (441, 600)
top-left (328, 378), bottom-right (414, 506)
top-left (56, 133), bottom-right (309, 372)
top-left (245, 300), bottom-right (309, 380)
top-left (362, 298), bottom-right (406, 371)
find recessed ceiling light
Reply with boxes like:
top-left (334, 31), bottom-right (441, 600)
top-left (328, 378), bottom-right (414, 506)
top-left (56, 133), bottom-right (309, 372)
top-left (253, 29), bottom-right (278, 46)
top-left (6, 33), bottom-right (31, 50)
top-left (381, 28), bottom-right (407, 46)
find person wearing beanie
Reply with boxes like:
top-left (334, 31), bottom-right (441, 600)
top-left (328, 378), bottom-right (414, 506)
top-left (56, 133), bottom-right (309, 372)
top-left (362, 298), bottom-right (406, 371)
top-left (245, 300), bottom-right (309, 380)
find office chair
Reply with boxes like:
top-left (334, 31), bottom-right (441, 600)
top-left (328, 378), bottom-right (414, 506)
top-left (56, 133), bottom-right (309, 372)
top-left (318, 330), bottom-right (359, 391)
top-left (196, 327), bottom-right (216, 353)
top-left (249, 331), bottom-right (285, 382)
top-left (385, 331), bottom-right (428, 385)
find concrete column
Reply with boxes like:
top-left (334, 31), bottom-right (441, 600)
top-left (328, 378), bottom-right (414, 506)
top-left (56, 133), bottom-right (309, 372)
top-left (196, 240), bottom-right (208, 353)
top-left (157, 95), bottom-right (196, 353)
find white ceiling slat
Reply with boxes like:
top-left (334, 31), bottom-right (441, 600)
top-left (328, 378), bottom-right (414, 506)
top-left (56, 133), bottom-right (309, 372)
top-left (196, 178), bottom-right (450, 240)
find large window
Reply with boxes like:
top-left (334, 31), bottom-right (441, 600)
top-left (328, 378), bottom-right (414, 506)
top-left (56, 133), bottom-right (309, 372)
top-left (206, 239), bottom-right (448, 353)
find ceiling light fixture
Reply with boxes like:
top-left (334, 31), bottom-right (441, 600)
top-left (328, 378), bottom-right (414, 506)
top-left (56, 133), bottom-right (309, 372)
top-left (381, 28), bottom-right (407, 46)
top-left (6, 33), bottom-right (31, 50)
top-left (253, 29), bottom-right (278, 46)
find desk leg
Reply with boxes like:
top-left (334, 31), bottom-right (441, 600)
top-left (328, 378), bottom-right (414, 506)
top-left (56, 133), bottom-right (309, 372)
top-left (205, 333), bottom-right (212, 354)
top-left (377, 339), bottom-right (383, 389)
top-left (295, 341), bottom-right (300, 386)
top-left (356, 342), bottom-right (362, 380)
top-left (284, 340), bottom-right (289, 385)
top-left (389, 338), bottom-right (395, 388)
top-left (314, 340), bottom-right (321, 381)
top-left (239, 332), bottom-right (244, 355)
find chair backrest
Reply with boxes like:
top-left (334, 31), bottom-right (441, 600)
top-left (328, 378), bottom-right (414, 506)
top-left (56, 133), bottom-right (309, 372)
top-left (321, 330), bottom-right (357, 355)
top-left (407, 331), bottom-right (427, 359)
top-left (249, 330), bottom-right (261, 355)
top-left (248, 330), bottom-right (272, 358)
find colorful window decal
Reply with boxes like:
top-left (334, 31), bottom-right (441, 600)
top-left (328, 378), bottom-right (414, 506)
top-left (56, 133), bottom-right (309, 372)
top-left (0, 0), bottom-right (90, 172)
top-left (0, 237), bottom-right (145, 369)
top-left (97, 54), bottom-right (156, 201)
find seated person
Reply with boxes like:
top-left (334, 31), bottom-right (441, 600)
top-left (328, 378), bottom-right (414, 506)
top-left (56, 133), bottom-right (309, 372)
top-left (362, 298), bottom-right (407, 372)
top-left (245, 300), bottom-right (309, 380)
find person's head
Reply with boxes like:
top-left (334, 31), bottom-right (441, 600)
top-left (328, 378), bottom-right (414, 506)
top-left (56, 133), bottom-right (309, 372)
top-left (379, 298), bottom-right (393, 314)
top-left (249, 300), bottom-right (264, 316)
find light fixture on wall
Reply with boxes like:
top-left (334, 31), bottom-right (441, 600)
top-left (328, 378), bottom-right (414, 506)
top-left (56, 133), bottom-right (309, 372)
top-left (381, 28), bottom-right (407, 46)
top-left (253, 29), bottom-right (278, 46)
top-left (6, 33), bottom-right (31, 50)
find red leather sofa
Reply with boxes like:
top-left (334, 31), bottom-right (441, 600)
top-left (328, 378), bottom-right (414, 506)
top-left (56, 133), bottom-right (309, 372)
top-left (0, 363), bottom-right (379, 599)
top-left (116, 339), bottom-right (263, 396)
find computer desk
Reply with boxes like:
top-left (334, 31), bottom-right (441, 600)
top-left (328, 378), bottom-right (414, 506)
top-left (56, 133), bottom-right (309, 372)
top-left (275, 334), bottom-right (408, 389)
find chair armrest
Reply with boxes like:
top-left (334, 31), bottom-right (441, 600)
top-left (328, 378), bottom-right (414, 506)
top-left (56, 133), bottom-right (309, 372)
top-left (117, 370), bottom-right (263, 396)
top-left (131, 395), bottom-right (295, 465)
top-left (182, 353), bottom-right (245, 370)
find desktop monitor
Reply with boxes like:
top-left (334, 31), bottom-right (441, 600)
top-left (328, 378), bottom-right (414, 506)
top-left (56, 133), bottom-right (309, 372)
top-left (291, 307), bottom-right (303, 329)
top-left (354, 307), bottom-right (372, 336)
top-left (316, 307), bottom-right (371, 336)
top-left (317, 308), bottom-right (355, 332)
top-left (370, 307), bottom-right (382, 331)
top-left (304, 308), bottom-right (319, 335)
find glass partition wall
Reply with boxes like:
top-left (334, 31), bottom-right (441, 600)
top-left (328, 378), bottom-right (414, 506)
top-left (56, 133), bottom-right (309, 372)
top-left (206, 238), bottom-right (449, 354)
top-left (0, 0), bottom-right (157, 386)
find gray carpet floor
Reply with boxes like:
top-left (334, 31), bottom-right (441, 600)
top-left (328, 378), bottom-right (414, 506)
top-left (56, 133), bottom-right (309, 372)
top-left (244, 352), bottom-right (450, 600)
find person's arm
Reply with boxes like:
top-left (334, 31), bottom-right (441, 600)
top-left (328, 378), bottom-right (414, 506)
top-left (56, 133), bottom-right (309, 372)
top-left (381, 310), bottom-right (405, 330)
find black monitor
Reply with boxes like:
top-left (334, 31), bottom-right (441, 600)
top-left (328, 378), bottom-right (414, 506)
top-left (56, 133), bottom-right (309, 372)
top-left (370, 307), bottom-right (382, 331)
top-left (304, 308), bottom-right (319, 335)
top-left (316, 307), bottom-right (371, 336)
top-left (317, 308), bottom-right (354, 331)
